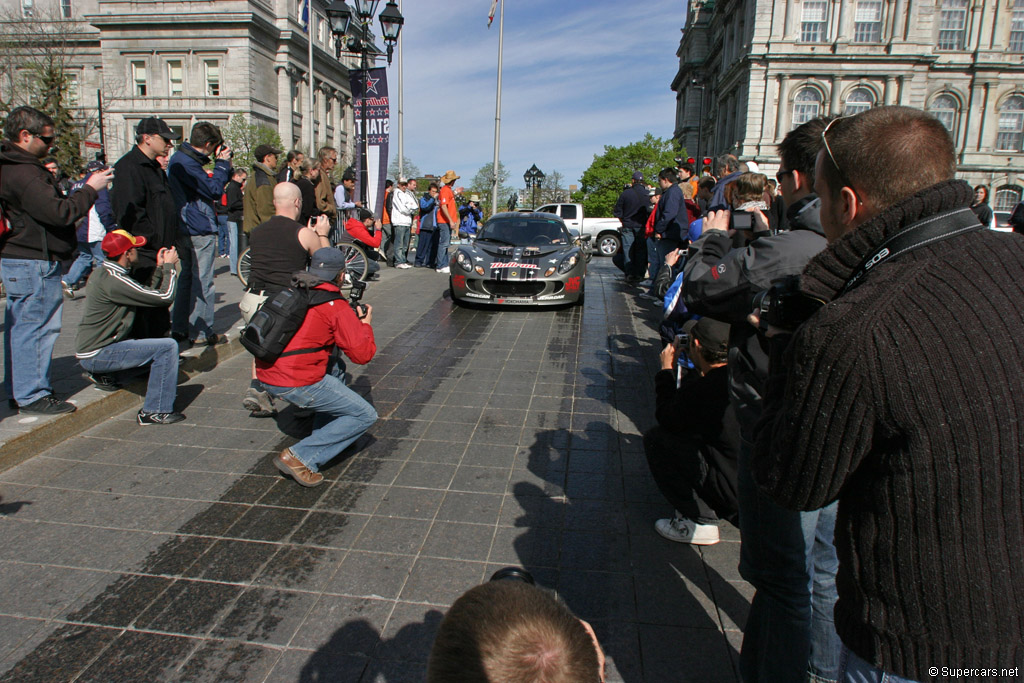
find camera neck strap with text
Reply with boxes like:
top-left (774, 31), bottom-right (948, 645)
top-left (839, 207), bottom-right (982, 296)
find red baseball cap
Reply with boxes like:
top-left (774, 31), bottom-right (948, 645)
top-left (102, 229), bottom-right (146, 258)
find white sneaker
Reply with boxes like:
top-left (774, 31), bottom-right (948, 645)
top-left (655, 513), bottom-right (719, 545)
top-left (396, 263), bottom-right (412, 269)
top-left (436, 266), bottom-right (450, 274)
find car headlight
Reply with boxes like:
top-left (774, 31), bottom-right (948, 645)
top-left (455, 251), bottom-right (473, 272)
top-left (475, 266), bottom-right (485, 275)
top-left (557, 252), bottom-right (579, 274)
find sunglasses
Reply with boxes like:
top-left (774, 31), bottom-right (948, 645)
top-left (775, 169), bottom-right (793, 183)
top-left (821, 117), bottom-right (863, 204)
top-left (32, 132), bottom-right (55, 146)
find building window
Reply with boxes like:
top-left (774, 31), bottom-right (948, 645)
top-left (318, 16), bottom-right (326, 44)
top-left (167, 60), bottom-right (183, 97)
top-left (21, 0), bottom-right (33, 18)
top-left (929, 94), bottom-right (958, 133)
top-left (66, 73), bottom-right (80, 107)
top-left (800, 1), bottom-right (828, 42)
top-left (60, 0), bottom-right (71, 18)
top-left (204, 60), bottom-right (220, 96)
top-left (1010, 0), bottom-right (1024, 52)
top-left (853, 0), bottom-right (883, 43)
top-left (994, 186), bottom-right (1023, 212)
top-left (844, 87), bottom-right (874, 115)
top-left (131, 61), bottom-right (147, 97)
top-left (937, 0), bottom-right (968, 51)
top-left (996, 96), bottom-right (1024, 152)
top-left (792, 87), bottom-right (822, 127)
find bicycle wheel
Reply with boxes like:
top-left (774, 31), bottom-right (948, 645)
top-left (237, 247), bottom-right (251, 287)
top-left (336, 242), bottom-right (368, 285)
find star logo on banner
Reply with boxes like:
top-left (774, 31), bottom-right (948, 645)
top-left (364, 74), bottom-right (380, 95)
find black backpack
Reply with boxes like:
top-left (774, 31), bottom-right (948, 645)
top-left (240, 284), bottom-right (341, 362)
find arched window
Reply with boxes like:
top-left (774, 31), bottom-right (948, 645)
top-left (996, 96), bottom-right (1024, 152)
top-left (929, 94), bottom-right (959, 133)
top-left (995, 185), bottom-right (1022, 212)
top-left (792, 88), bottom-right (822, 128)
top-left (844, 88), bottom-right (874, 116)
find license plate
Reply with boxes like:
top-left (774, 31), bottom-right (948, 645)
top-left (496, 298), bottom-right (532, 304)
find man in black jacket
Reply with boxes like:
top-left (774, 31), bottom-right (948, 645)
top-left (613, 171), bottom-right (650, 284)
top-left (0, 106), bottom-right (113, 414)
top-left (643, 316), bottom-right (739, 546)
top-left (644, 168), bottom-right (686, 300)
top-left (225, 168), bottom-right (246, 274)
top-left (755, 106), bottom-right (1024, 682)
top-left (684, 117), bottom-right (840, 683)
top-left (110, 117), bottom-right (181, 338)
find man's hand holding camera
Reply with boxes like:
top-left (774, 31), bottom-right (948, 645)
top-left (215, 144), bottom-right (233, 161)
top-left (308, 215), bottom-right (331, 239)
top-left (156, 246), bottom-right (179, 267)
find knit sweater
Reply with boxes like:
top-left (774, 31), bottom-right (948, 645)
top-left (753, 179), bottom-right (1024, 680)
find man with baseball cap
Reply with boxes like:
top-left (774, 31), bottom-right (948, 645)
top-left (256, 247), bottom-right (377, 487)
top-left (75, 230), bottom-right (184, 425)
top-left (242, 144), bottom-right (281, 236)
top-left (110, 117), bottom-right (181, 338)
top-left (643, 316), bottom-right (740, 546)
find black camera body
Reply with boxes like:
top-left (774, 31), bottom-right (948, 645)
top-left (753, 275), bottom-right (825, 332)
top-left (348, 278), bottom-right (367, 318)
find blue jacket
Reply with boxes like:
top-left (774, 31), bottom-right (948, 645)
top-left (167, 143), bottom-right (232, 236)
top-left (709, 170), bottom-right (742, 213)
top-left (653, 182), bottom-right (685, 242)
top-left (69, 174), bottom-right (115, 242)
top-left (459, 203), bottom-right (482, 235)
top-left (419, 194), bottom-right (438, 230)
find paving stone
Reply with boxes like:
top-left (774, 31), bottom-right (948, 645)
top-left (183, 538), bottom-right (279, 583)
top-left (328, 551), bottom-right (416, 600)
top-left (134, 578), bottom-right (243, 636)
top-left (289, 595), bottom-right (394, 657)
top-left (76, 629), bottom-right (198, 682)
top-left (289, 511), bottom-right (368, 549)
top-left (175, 640), bottom-right (282, 683)
top-left (0, 623), bottom-right (119, 683)
top-left (211, 587), bottom-right (318, 645)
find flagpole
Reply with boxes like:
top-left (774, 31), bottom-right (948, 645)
top-left (490, 0), bottom-right (504, 217)
top-left (307, 0), bottom-right (315, 154)
top-left (397, 0), bottom-right (404, 179)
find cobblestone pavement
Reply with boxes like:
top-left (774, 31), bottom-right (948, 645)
top-left (0, 259), bottom-right (750, 682)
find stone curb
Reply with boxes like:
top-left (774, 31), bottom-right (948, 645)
top-left (0, 337), bottom-right (246, 474)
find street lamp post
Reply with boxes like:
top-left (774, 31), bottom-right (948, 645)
top-left (523, 164), bottom-right (545, 209)
top-left (325, 0), bottom-right (404, 206)
top-left (690, 78), bottom-right (706, 177)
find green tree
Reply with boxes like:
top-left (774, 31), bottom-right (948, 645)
top-left (537, 169), bottom-right (568, 205)
top-left (223, 113), bottom-right (285, 175)
top-left (574, 133), bottom-right (682, 216)
top-left (388, 154), bottom-right (421, 181)
top-left (468, 161), bottom-right (510, 217)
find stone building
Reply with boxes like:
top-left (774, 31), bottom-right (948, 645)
top-left (0, 0), bottom-right (361, 164)
top-left (672, 0), bottom-right (1024, 212)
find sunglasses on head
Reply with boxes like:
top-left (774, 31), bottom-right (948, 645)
top-left (821, 117), bottom-right (863, 204)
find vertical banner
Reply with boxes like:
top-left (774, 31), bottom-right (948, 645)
top-left (350, 67), bottom-right (390, 219)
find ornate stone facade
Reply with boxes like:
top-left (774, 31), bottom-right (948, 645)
top-left (1, 0), bottom-right (357, 164)
top-left (672, 0), bottom-right (1024, 210)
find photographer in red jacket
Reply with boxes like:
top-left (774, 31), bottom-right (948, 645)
top-left (344, 207), bottom-right (382, 280)
top-left (256, 247), bottom-right (377, 487)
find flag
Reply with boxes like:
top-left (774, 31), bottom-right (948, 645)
top-left (488, 0), bottom-right (499, 28)
top-left (301, 0), bottom-right (310, 33)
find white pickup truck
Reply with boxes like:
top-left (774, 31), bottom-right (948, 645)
top-left (536, 203), bottom-right (622, 256)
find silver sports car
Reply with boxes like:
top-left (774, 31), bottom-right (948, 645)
top-left (449, 212), bottom-right (587, 306)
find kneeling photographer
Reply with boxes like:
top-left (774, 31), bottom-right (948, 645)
top-left (254, 247), bottom-right (377, 488)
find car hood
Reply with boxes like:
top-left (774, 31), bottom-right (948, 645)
top-left (474, 243), bottom-right (568, 259)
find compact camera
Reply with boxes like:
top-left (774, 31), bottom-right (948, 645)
top-left (752, 275), bottom-right (826, 332)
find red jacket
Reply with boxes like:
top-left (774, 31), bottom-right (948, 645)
top-left (345, 217), bottom-right (382, 248)
top-left (255, 282), bottom-right (376, 387)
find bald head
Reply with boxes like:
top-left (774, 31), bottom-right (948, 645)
top-left (274, 182), bottom-right (302, 220)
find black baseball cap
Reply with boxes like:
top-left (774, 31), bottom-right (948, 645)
top-left (682, 316), bottom-right (730, 355)
top-left (253, 144), bottom-right (282, 162)
top-left (136, 117), bottom-right (180, 140)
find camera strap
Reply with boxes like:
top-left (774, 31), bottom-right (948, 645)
top-left (839, 207), bottom-right (982, 296)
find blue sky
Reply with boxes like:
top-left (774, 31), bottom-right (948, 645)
top-left (382, 0), bottom-right (684, 189)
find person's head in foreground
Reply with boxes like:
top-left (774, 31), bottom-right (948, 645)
top-left (427, 570), bottom-right (605, 683)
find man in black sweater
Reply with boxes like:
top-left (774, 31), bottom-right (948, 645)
top-left (613, 171), bottom-right (650, 284)
top-left (755, 106), bottom-right (1024, 681)
top-left (643, 316), bottom-right (739, 546)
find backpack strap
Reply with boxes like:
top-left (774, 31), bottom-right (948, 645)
top-left (276, 289), bottom-right (344, 357)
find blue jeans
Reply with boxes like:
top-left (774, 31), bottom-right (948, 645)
top-left (838, 646), bottom-right (918, 683)
top-left (620, 227), bottom-right (638, 277)
top-left (415, 228), bottom-right (436, 267)
top-left (64, 241), bottom-right (106, 287)
top-left (393, 224), bottom-right (411, 265)
top-left (1, 258), bottom-right (63, 405)
top-left (647, 237), bottom-right (678, 296)
top-left (79, 338), bottom-right (179, 413)
top-left (436, 224), bottom-right (452, 269)
top-left (738, 439), bottom-right (841, 683)
top-left (263, 368), bottom-right (377, 472)
top-left (172, 232), bottom-right (218, 339)
top-left (227, 221), bottom-right (240, 275)
top-left (216, 214), bottom-right (230, 256)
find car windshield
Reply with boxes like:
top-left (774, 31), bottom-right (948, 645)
top-left (476, 218), bottom-right (570, 246)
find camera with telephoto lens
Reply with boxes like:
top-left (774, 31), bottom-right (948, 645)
top-left (348, 278), bottom-right (367, 318)
top-left (752, 275), bottom-right (826, 333)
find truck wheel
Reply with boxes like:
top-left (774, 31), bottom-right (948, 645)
top-left (596, 232), bottom-right (621, 257)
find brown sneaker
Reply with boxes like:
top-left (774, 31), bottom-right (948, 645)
top-left (274, 448), bottom-right (324, 487)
